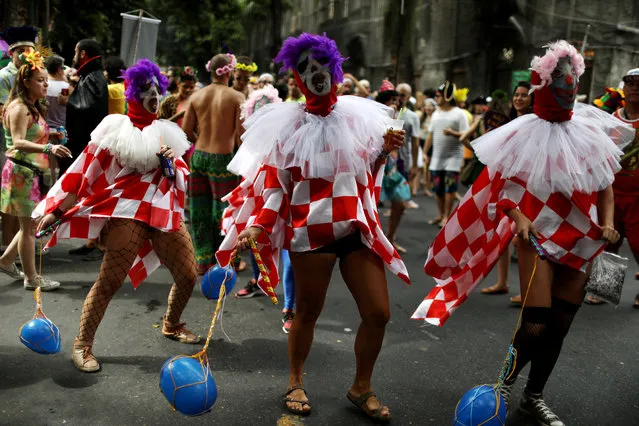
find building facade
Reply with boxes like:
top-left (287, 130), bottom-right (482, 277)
top-left (245, 0), bottom-right (639, 100)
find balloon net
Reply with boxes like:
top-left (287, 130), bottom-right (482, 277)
top-left (18, 287), bottom-right (60, 353)
top-left (454, 385), bottom-right (506, 426)
top-left (163, 268), bottom-right (229, 413)
top-left (162, 353), bottom-right (214, 416)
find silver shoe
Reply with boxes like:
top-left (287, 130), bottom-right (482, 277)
top-left (24, 275), bottom-right (61, 291)
top-left (0, 262), bottom-right (25, 280)
top-left (520, 391), bottom-right (565, 426)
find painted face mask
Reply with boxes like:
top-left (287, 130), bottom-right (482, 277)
top-left (140, 77), bottom-right (161, 114)
top-left (549, 56), bottom-right (578, 110)
top-left (296, 50), bottom-right (332, 96)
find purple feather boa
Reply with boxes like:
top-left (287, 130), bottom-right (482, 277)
top-left (274, 33), bottom-right (346, 83)
top-left (123, 59), bottom-right (169, 102)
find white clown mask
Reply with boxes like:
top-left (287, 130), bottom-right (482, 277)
top-left (140, 77), bottom-right (161, 114)
top-left (296, 51), bottom-right (332, 96)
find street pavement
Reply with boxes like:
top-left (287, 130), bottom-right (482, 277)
top-left (1, 192), bottom-right (638, 426)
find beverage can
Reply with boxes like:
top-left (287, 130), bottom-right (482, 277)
top-left (158, 153), bottom-right (175, 179)
top-left (57, 126), bottom-right (67, 145)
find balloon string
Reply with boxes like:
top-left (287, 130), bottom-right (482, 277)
top-left (248, 238), bottom-right (278, 305)
top-left (194, 270), bottom-right (229, 357)
top-left (498, 255), bottom-right (539, 387)
top-left (218, 290), bottom-right (232, 343)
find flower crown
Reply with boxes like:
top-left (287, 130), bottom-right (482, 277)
top-left (209, 54), bottom-right (237, 76)
top-left (236, 62), bottom-right (258, 73)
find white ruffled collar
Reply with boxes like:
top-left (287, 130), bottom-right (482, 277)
top-left (89, 115), bottom-right (191, 173)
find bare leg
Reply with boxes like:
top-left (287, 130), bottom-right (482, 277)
top-left (0, 228), bottom-right (21, 266)
top-left (17, 216), bottom-right (36, 280)
top-left (482, 245), bottom-right (510, 294)
top-left (423, 164), bottom-right (433, 196)
top-left (286, 251), bottom-right (336, 413)
top-left (443, 193), bottom-right (456, 224)
top-left (386, 201), bottom-right (405, 253)
top-left (339, 248), bottom-right (391, 419)
top-left (1, 212), bottom-right (18, 247)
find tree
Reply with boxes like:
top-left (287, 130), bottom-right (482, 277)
top-left (152, 0), bottom-right (245, 79)
top-left (49, 0), bottom-right (146, 62)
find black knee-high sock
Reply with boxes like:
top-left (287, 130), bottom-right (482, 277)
top-left (526, 297), bottom-right (580, 394)
top-left (504, 307), bottom-right (551, 386)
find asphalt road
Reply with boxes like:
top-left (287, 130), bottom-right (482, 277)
top-left (1, 193), bottom-right (638, 426)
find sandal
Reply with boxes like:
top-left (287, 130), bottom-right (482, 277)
top-left (283, 386), bottom-right (311, 416)
top-left (509, 294), bottom-right (522, 305)
top-left (481, 284), bottom-right (509, 295)
top-left (347, 390), bottom-right (391, 423)
top-left (584, 294), bottom-right (606, 305)
top-left (428, 217), bottom-right (442, 225)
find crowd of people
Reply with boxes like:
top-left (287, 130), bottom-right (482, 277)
top-left (0, 24), bottom-right (638, 426)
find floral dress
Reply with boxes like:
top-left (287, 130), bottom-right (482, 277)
top-left (1, 111), bottom-right (49, 217)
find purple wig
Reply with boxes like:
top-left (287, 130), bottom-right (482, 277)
top-left (123, 59), bottom-right (169, 102)
top-left (274, 33), bottom-right (346, 83)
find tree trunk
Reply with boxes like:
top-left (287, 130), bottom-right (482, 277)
top-left (270, 0), bottom-right (283, 62)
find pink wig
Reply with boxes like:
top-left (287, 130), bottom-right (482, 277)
top-left (530, 40), bottom-right (585, 91)
top-left (241, 85), bottom-right (282, 120)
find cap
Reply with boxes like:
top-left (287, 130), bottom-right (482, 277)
top-left (622, 68), bottom-right (639, 82)
top-left (380, 80), bottom-right (395, 92)
top-left (0, 26), bottom-right (38, 51)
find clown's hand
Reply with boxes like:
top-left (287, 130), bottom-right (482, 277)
top-left (383, 130), bottom-right (405, 154)
top-left (232, 227), bottom-right (263, 257)
top-left (158, 145), bottom-right (174, 159)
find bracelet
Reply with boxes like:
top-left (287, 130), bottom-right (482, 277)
top-left (379, 149), bottom-right (391, 159)
top-left (52, 208), bottom-right (64, 219)
top-left (43, 143), bottom-right (52, 154)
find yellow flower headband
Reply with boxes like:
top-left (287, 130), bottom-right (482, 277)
top-left (236, 62), bottom-right (258, 73)
top-left (20, 47), bottom-right (45, 71)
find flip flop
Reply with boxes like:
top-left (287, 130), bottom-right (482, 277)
top-left (283, 386), bottom-right (311, 416)
top-left (509, 295), bottom-right (522, 305)
top-left (428, 218), bottom-right (442, 225)
top-left (347, 391), bottom-right (391, 423)
top-left (481, 285), bottom-right (509, 295)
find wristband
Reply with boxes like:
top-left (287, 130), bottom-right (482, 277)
top-left (52, 208), bottom-right (64, 219)
top-left (43, 143), bottom-right (52, 154)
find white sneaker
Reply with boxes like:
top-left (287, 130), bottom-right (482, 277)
top-left (405, 200), bottom-right (419, 209)
top-left (24, 275), bottom-right (60, 291)
top-left (0, 262), bottom-right (25, 280)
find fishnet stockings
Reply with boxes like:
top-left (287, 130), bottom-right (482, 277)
top-left (526, 298), bottom-right (580, 393)
top-left (151, 222), bottom-right (197, 325)
top-left (74, 220), bottom-right (197, 348)
top-left (75, 219), bottom-right (150, 347)
top-left (504, 307), bottom-right (550, 386)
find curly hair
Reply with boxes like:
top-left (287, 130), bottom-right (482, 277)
top-left (123, 59), bottom-right (169, 102)
top-left (274, 33), bottom-right (346, 83)
top-left (8, 65), bottom-right (47, 121)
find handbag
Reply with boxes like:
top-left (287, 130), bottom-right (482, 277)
top-left (585, 251), bottom-right (628, 305)
top-left (460, 155), bottom-right (485, 187)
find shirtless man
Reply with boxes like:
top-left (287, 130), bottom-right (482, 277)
top-left (182, 53), bottom-right (245, 275)
top-left (232, 56), bottom-right (257, 99)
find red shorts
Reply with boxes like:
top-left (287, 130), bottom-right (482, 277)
top-left (607, 193), bottom-right (639, 263)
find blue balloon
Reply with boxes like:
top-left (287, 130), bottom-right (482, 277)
top-left (160, 356), bottom-right (218, 416)
top-left (19, 317), bottom-right (61, 355)
top-left (201, 265), bottom-right (236, 300)
top-left (453, 385), bottom-right (507, 426)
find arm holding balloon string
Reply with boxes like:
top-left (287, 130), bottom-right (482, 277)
top-left (35, 192), bottom-right (78, 237)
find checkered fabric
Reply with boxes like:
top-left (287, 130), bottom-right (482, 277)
top-left (35, 142), bottom-right (189, 288)
top-left (217, 164), bottom-right (410, 299)
top-left (412, 167), bottom-right (606, 326)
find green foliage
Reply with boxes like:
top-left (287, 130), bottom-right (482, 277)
top-left (49, 0), bottom-right (147, 61)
